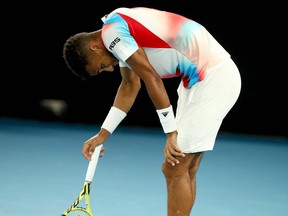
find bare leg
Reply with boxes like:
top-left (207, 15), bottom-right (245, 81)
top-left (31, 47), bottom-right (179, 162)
top-left (162, 152), bottom-right (204, 216)
top-left (188, 152), bottom-right (204, 210)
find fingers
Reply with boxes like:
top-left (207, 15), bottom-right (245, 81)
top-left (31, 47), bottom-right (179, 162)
top-left (164, 145), bottom-right (185, 166)
top-left (164, 149), bottom-right (179, 166)
top-left (82, 139), bottom-right (106, 160)
top-left (99, 146), bottom-right (105, 158)
top-left (82, 142), bottom-right (93, 160)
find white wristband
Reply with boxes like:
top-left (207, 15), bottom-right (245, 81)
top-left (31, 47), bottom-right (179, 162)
top-left (101, 106), bottom-right (127, 134)
top-left (156, 105), bottom-right (177, 133)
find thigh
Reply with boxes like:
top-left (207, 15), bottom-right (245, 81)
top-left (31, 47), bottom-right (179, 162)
top-left (189, 152), bottom-right (204, 175)
top-left (162, 152), bottom-right (203, 178)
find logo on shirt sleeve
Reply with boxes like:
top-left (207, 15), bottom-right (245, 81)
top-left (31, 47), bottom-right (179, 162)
top-left (109, 37), bottom-right (121, 50)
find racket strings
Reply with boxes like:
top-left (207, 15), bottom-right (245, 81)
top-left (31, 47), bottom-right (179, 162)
top-left (66, 209), bottom-right (90, 216)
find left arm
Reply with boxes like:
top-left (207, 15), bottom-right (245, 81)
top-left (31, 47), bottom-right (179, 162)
top-left (126, 48), bottom-right (185, 165)
top-left (126, 48), bottom-right (170, 109)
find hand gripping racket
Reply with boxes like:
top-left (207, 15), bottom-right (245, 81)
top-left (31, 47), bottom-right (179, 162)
top-left (61, 144), bottom-right (103, 216)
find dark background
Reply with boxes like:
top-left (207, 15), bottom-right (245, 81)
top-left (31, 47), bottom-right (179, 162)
top-left (2, 1), bottom-right (286, 138)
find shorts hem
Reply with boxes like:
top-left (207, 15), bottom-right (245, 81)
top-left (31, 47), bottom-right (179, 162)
top-left (183, 147), bottom-right (214, 154)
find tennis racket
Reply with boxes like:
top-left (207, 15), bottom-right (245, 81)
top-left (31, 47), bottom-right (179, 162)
top-left (61, 144), bottom-right (103, 216)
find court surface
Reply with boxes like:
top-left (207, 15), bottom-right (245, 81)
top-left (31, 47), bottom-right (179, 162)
top-left (1, 118), bottom-right (287, 216)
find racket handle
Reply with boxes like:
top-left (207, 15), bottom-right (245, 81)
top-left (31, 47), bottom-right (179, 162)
top-left (85, 144), bottom-right (103, 182)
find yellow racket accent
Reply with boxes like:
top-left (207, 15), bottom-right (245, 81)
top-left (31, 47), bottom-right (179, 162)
top-left (61, 183), bottom-right (92, 216)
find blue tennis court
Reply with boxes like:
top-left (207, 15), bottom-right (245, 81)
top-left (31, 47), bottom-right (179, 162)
top-left (1, 117), bottom-right (287, 216)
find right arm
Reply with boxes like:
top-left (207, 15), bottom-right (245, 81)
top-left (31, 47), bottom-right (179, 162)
top-left (113, 66), bottom-right (142, 113)
top-left (82, 67), bottom-right (141, 160)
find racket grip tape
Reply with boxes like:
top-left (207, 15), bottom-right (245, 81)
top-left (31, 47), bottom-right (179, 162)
top-left (85, 144), bottom-right (103, 182)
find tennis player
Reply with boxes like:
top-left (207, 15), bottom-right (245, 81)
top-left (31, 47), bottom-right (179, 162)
top-left (63, 7), bottom-right (241, 216)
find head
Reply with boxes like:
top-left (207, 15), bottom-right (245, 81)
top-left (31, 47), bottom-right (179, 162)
top-left (62, 31), bottom-right (118, 80)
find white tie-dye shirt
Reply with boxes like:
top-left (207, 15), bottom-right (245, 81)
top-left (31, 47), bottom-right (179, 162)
top-left (101, 7), bottom-right (230, 89)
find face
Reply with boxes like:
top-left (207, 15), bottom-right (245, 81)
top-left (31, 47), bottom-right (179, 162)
top-left (85, 47), bottom-right (119, 77)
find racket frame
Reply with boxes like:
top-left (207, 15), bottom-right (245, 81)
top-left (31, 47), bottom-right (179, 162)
top-left (61, 182), bottom-right (92, 216)
top-left (61, 144), bottom-right (103, 216)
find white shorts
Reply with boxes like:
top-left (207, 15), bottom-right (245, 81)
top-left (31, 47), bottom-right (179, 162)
top-left (175, 58), bottom-right (241, 153)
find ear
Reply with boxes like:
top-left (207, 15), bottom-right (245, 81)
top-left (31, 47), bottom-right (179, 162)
top-left (89, 41), bottom-right (102, 53)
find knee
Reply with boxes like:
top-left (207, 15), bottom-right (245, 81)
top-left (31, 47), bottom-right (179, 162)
top-left (162, 160), bottom-right (185, 180)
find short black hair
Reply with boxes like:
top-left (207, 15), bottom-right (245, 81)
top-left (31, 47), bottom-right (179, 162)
top-left (63, 32), bottom-right (91, 80)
